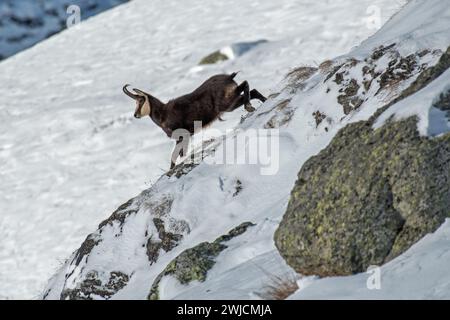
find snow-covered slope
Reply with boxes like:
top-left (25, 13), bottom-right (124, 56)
top-left (291, 219), bottom-right (450, 299)
top-left (2, 0), bottom-right (436, 300)
top-left (37, 0), bottom-right (450, 300)
top-left (0, 0), bottom-right (129, 61)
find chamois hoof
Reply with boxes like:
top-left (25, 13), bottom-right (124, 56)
top-left (244, 103), bottom-right (255, 112)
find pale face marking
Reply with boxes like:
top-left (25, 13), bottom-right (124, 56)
top-left (134, 94), bottom-right (151, 118)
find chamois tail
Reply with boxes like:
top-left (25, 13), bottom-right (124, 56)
top-left (230, 71), bottom-right (240, 79)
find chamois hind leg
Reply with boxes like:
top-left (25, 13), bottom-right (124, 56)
top-left (250, 89), bottom-right (267, 102)
top-left (226, 87), bottom-right (267, 113)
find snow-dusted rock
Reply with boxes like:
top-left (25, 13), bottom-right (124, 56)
top-left (0, 0), bottom-right (128, 60)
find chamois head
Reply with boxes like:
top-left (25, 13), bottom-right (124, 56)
top-left (123, 84), bottom-right (151, 118)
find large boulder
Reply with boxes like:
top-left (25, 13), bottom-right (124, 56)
top-left (274, 46), bottom-right (450, 277)
top-left (274, 115), bottom-right (450, 276)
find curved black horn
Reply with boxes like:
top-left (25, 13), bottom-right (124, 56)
top-left (132, 88), bottom-right (148, 96)
top-left (123, 84), bottom-right (140, 100)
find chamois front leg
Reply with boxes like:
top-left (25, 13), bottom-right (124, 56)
top-left (226, 81), bottom-right (254, 112)
top-left (250, 89), bottom-right (267, 102)
top-left (239, 81), bottom-right (255, 112)
top-left (170, 135), bottom-right (190, 170)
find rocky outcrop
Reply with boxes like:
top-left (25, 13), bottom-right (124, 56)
top-left (43, 190), bottom-right (190, 300)
top-left (148, 222), bottom-right (255, 300)
top-left (275, 116), bottom-right (450, 276)
top-left (60, 271), bottom-right (129, 300)
top-left (323, 45), bottom-right (442, 116)
top-left (274, 47), bottom-right (450, 276)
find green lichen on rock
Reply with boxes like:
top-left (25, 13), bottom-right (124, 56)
top-left (274, 115), bottom-right (450, 276)
top-left (61, 271), bottom-right (129, 300)
top-left (274, 46), bottom-right (450, 277)
top-left (148, 222), bottom-right (255, 300)
top-left (199, 50), bottom-right (229, 65)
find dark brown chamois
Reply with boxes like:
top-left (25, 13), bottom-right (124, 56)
top-left (123, 72), bottom-right (267, 169)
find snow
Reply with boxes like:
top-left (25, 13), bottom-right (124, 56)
top-left (373, 69), bottom-right (450, 136)
top-left (3, 0), bottom-right (450, 301)
top-left (290, 219), bottom-right (450, 299)
top-left (353, 0), bottom-right (450, 58)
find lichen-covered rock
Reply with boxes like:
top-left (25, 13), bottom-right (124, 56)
top-left (61, 271), bottom-right (129, 300)
top-left (43, 190), bottom-right (190, 300)
top-left (199, 50), bottom-right (229, 65)
top-left (322, 46), bottom-right (443, 117)
top-left (148, 222), bottom-right (255, 300)
top-left (274, 115), bottom-right (450, 276)
top-left (337, 78), bottom-right (363, 115)
top-left (198, 40), bottom-right (268, 65)
top-left (146, 217), bottom-right (184, 264)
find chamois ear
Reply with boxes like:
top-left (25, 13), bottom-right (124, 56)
top-left (123, 84), bottom-right (141, 100)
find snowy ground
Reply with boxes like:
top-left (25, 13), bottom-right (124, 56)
top-left (0, 0), bottom-right (412, 299)
top-left (43, 0), bottom-right (450, 300)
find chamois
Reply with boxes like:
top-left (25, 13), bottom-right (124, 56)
top-left (123, 72), bottom-right (267, 169)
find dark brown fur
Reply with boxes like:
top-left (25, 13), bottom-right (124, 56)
top-left (124, 72), bottom-right (267, 169)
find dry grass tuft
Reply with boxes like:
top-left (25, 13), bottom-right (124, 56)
top-left (318, 59), bottom-right (334, 73)
top-left (285, 66), bottom-right (318, 83)
top-left (260, 273), bottom-right (299, 300)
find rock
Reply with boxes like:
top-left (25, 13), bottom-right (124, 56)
top-left (370, 43), bottom-right (397, 60)
top-left (375, 53), bottom-right (420, 95)
top-left (274, 114), bottom-right (450, 276)
top-left (148, 222), bottom-right (255, 300)
top-left (232, 179), bottom-right (243, 197)
top-left (46, 191), bottom-right (190, 300)
top-left (199, 50), bottom-right (229, 65)
top-left (147, 217), bottom-right (184, 264)
top-left (274, 47), bottom-right (450, 277)
top-left (198, 40), bottom-right (268, 65)
top-left (324, 47), bottom-right (443, 116)
top-left (337, 79), bottom-right (363, 115)
top-left (434, 89), bottom-right (450, 117)
top-left (312, 111), bottom-right (327, 128)
top-left (60, 271), bottom-right (129, 300)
